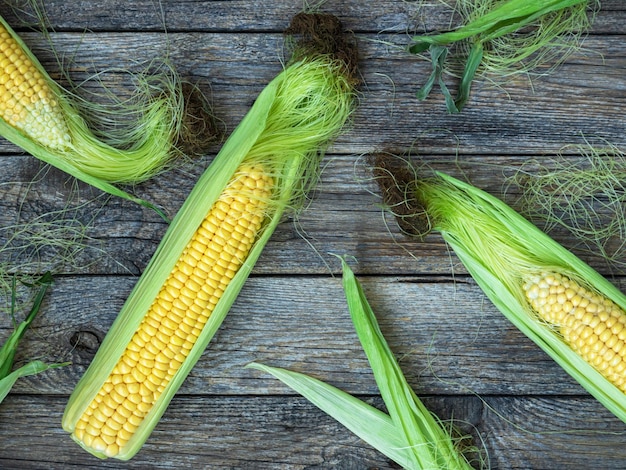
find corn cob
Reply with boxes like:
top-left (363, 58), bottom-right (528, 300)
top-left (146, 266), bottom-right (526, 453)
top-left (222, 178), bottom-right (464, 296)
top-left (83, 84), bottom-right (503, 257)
top-left (71, 164), bottom-right (272, 457)
top-left (524, 271), bottom-right (626, 393)
top-left (0, 22), bottom-right (70, 150)
top-left (63, 12), bottom-right (358, 460)
top-left (373, 159), bottom-right (626, 423)
top-left (0, 14), bottom-right (214, 215)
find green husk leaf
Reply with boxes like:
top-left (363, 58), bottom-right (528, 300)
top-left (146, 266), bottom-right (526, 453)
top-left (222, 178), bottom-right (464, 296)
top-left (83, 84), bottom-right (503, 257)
top-left (246, 362), bottom-right (412, 467)
top-left (411, 0), bottom-right (588, 47)
top-left (63, 12), bottom-right (357, 460)
top-left (0, 272), bottom-right (53, 379)
top-left (250, 259), bottom-right (478, 469)
top-left (341, 258), bottom-right (476, 469)
top-left (0, 271), bottom-right (68, 406)
top-left (454, 42), bottom-right (484, 113)
top-left (409, 0), bottom-right (593, 112)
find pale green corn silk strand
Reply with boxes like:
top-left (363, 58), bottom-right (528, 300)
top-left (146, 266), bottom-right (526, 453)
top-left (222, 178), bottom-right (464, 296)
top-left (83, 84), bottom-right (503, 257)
top-left (508, 143), bottom-right (626, 270)
top-left (0, 178), bottom-right (105, 316)
top-left (409, 0), bottom-right (593, 112)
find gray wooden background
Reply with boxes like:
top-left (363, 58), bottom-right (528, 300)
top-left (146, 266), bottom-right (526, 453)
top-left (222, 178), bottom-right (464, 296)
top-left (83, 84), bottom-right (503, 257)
top-left (0, 1), bottom-right (625, 468)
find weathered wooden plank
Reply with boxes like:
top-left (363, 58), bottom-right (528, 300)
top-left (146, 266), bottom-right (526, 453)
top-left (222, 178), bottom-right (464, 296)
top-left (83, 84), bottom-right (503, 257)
top-left (4, 274), bottom-right (626, 399)
top-left (2, 152), bottom-right (625, 278)
top-left (1, 0), bottom-right (622, 34)
top-left (0, 394), bottom-right (407, 469)
top-left (0, 30), bottom-right (619, 159)
top-left (479, 395), bottom-right (626, 470)
top-left (1, 394), bottom-right (625, 469)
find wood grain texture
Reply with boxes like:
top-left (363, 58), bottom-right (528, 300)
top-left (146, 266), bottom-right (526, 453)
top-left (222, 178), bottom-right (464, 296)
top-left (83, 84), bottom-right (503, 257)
top-left (3, 275), bottom-right (597, 396)
top-left (1, 0), bottom-right (623, 34)
top-left (0, 1), bottom-right (625, 468)
top-left (0, 32), bottom-right (621, 157)
top-left (1, 395), bottom-right (626, 469)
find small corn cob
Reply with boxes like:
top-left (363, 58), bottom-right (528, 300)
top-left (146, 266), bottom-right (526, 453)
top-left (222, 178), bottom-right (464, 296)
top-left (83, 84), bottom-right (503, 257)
top-left (0, 22), bottom-right (70, 150)
top-left (524, 271), bottom-right (626, 393)
top-left (71, 164), bottom-right (272, 457)
top-left (0, 14), bottom-right (215, 215)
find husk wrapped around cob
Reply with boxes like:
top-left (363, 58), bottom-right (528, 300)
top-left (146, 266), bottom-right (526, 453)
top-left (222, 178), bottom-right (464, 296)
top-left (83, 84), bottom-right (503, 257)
top-left (62, 12), bottom-right (358, 460)
top-left (373, 156), bottom-right (626, 424)
top-left (0, 14), bottom-right (217, 216)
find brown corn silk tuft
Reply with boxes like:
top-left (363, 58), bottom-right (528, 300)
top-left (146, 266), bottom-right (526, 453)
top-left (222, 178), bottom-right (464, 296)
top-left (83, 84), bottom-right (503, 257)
top-left (71, 165), bottom-right (273, 457)
top-left (175, 82), bottom-right (220, 157)
top-left (285, 12), bottom-right (359, 86)
top-left (370, 154), bottom-right (431, 236)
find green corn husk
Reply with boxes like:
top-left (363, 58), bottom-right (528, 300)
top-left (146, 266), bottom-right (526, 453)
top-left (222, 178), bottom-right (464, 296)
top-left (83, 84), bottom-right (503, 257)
top-left (62, 12), bottom-right (358, 460)
top-left (0, 14), bottom-right (213, 217)
top-left (0, 272), bottom-right (68, 405)
top-left (249, 258), bottom-right (481, 470)
top-left (374, 158), bottom-right (626, 424)
top-left (409, 0), bottom-right (594, 112)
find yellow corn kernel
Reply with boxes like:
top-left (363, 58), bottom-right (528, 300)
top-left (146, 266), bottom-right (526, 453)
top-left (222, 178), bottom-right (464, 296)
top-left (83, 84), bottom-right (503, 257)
top-left (71, 164), bottom-right (273, 457)
top-left (524, 272), bottom-right (626, 392)
top-left (0, 23), bottom-right (70, 149)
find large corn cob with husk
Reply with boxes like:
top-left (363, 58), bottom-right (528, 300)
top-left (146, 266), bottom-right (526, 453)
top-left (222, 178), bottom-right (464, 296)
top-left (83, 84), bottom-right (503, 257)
top-left (62, 12), bottom-right (358, 460)
top-left (373, 159), bottom-right (626, 424)
top-left (0, 15), bottom-right (205, 213)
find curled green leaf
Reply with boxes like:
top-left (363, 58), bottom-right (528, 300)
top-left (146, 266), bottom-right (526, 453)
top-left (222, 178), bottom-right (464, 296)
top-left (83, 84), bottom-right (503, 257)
top-left (409, 0), bottom-right (593, 112)
top-left (0, 272), bottom-right (68, 406)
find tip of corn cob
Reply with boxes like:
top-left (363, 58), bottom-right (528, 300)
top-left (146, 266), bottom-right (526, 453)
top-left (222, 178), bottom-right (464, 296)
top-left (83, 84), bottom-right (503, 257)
top-left (0, 24), bottom-right (71, 150)
top-left (522, 271), bottom-right (626, 393)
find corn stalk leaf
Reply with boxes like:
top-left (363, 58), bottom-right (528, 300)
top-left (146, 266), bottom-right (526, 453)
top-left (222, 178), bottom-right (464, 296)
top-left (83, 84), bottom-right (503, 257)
top-left (340, 259), bottom-right (474, 469)
top-left (0, 272), bottom-right (68, 405)
top-left (409, 0), bottom-right (588, 49)
top-left (0, 272), bottom-right (53, 379)
top-left (0, 360), bottom-right (68, 405)
top-left (409, 0), bottom-right (590, 112)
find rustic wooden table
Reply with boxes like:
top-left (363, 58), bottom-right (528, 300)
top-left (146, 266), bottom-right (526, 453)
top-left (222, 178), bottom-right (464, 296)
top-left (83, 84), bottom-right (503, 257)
top-left (0, 1), bottom-right (625, 468)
